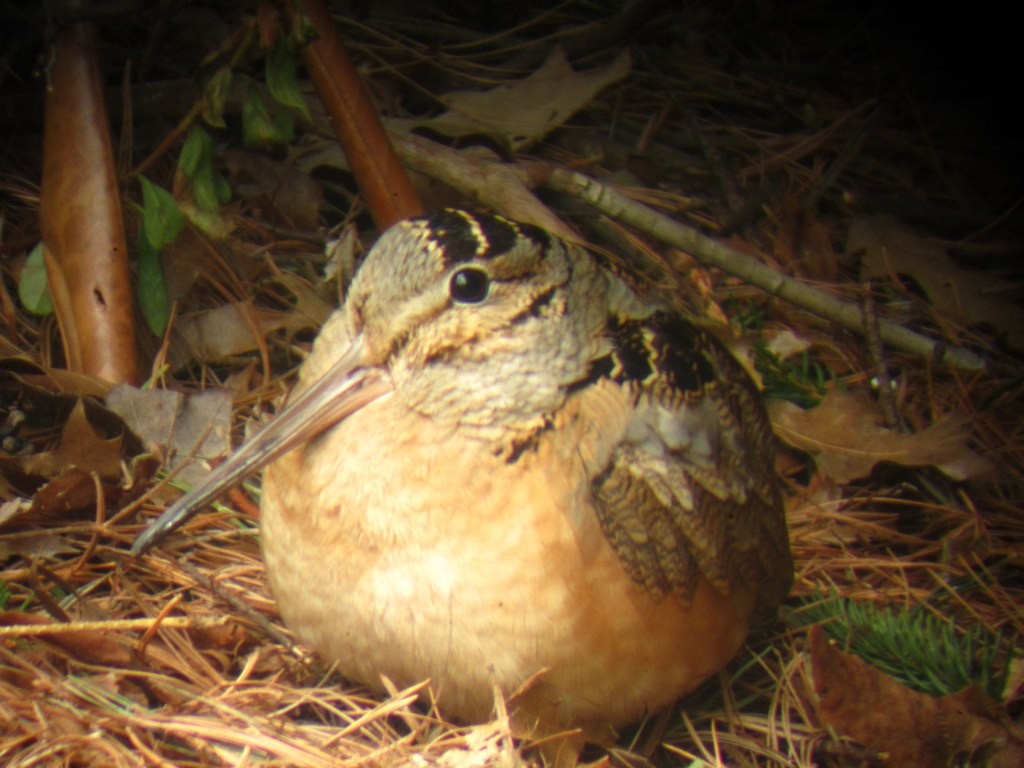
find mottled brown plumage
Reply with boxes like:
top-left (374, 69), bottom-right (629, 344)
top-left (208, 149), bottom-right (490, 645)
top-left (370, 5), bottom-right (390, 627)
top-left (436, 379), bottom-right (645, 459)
top-left (135, 208), bottom-right (792, 743)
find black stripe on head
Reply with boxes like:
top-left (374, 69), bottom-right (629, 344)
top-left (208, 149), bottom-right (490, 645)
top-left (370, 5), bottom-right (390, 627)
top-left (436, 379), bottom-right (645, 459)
top-left (518, 224), bottom-right (552, 256)
top-left (423, 209), bottom-right (552, 267)
top-left (422, 210), bottom-right (485, 267)
top-left (474, 212), bottom-right (520, 258)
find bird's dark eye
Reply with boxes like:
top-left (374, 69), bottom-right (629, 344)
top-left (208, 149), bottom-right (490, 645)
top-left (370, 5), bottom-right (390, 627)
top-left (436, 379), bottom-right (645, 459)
top-left (449, 267), bottom-right (490, 304)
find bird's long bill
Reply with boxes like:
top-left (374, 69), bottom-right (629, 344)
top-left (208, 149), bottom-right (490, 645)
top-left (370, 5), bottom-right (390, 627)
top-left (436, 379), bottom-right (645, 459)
top-left (131, 336), bottom-right (388, 554)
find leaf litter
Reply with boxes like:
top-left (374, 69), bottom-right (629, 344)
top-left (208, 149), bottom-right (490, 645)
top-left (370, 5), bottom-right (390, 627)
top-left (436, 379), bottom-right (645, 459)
top-left (1, 3), bottom-right (1023, 766)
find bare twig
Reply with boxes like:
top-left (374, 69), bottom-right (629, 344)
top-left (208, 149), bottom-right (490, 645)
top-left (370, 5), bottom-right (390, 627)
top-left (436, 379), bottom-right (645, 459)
top-left (389, 132), bottom-right (577, 239)
top-left (177, 557), bottom-right (298, 653)
top-left (539, 167), bottom-right (987, 371)
top-left (862, 281), bottom-right (902, 429)
top-left (0, 616), bottom-right (193, 637)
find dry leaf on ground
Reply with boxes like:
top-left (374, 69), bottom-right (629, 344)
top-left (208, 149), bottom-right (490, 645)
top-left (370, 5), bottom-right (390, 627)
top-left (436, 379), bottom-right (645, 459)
top-left (172, 280), bottom-right (330, 367)
top-left (0, 359), bottom-right (113, 400)
top-left (0, 394), bottom-right (157, 533)
top-left (850, 214), bottom-right (1024, 351)
top-left (768, 387), bottom-right (993, 483)
top-left (774, 195), bottom-right (839, 280)
top-left (223, 149), bottom-right (324, 229)
top-left (15, 399), bottom-right (123, 482)
top-left (388, 47), bottom-right (630, 151)
top-left (810, 626), bottom-right (1024, 767)
top-left (274, 272), bottom-right (334, 329)
top-left (172, 301), bottom-right (290, 363)
top-left (765, 329), bottom-right (813, 360)
top-left (106, 385), bottom-right (232, 488)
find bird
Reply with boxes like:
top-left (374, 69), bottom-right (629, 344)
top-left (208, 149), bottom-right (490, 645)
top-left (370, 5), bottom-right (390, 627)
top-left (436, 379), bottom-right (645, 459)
top-left (134, 208), bottom-right (792, 747)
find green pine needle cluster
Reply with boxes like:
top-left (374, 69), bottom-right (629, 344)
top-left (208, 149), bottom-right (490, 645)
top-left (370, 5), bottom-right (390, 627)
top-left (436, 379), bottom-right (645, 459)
top-left (753, 339), bottom-right (827, 408)
top-left (728, 301), bottom-right (828, 408)
top-left (792, 596), bottom-right (1016, 700)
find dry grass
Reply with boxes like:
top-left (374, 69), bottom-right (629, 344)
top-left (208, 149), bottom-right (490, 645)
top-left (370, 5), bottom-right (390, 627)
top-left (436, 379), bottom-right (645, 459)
top-left (2, 2), bottom-right (1022, 766)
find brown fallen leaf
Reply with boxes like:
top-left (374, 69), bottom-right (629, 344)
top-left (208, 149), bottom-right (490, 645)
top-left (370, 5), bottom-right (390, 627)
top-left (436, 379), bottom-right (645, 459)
top-left (0, 358), bottom-right (113, 400)
top-left (0, 374), bottom-right (157, 527)
top-left (809, 625), bottom-right (1024, 767)
top-left (850, 213), bottom-right (1024, 351)
top-left (18, 399), bottom-right (123, 482)
top-left (0, 459), bottom-right (159, 536)
top-left (172, 300), bottom-right (285, 362)
top-left (389, 47), bottom-right (630, 152)
top-left (106, 384), bottom-right (232, 488)
top-left (0, 509), bottom-right (76, 559)
top-left (274, 272), bottom-right (334, 330)
top-left (223, 148), bottom-right (324, 230)
top-left (774, 195), bottom-right (839, 281)
top-left (30, 468), bottom-right (110, 517)
top-left (768, 387), bottom-right (993, 484)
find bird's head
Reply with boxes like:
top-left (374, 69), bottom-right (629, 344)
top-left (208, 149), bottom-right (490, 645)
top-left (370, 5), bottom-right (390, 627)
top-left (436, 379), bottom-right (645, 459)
top-left (132, 209), bottom-right (616, 552)
top-left (308, 209), bottom-right (610, 430)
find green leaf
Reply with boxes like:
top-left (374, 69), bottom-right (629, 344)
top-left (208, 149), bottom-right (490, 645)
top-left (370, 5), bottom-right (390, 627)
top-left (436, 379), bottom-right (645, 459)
top-left (287, 10), bottom-right (316, 46)
top-left (136, 227), bottom-right (171, 336)
top-left (266, 36), bottom-right (311, 121)
top-left (242, 87), bottom-right (293, 149)
top-left (179, 125), bottom-right (213, 180)
top-left (18, 242), bottom-right (54, 316)
top-left (177, 126), bottom-right (230, 212)
top-left (191, 163), bottom-right (223, 212)
top-left (271, 109), bottom-right (294, 144)
top-left (754, 337), bottom-right (827, 408)
top-left (138, 176), bottom-right (184, 251)
top-left (179, 200), bottom-right (234, 240)
top-left (215, 173), bottom-right (232, 204)
top-left (202, 66), bottom-right (233, 128)
top-left (242, 87), bottom-right (270, 147)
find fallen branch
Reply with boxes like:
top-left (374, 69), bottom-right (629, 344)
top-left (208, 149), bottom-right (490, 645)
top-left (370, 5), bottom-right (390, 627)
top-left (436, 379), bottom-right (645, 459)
top-left (538, 167), bottom-right (986, 371)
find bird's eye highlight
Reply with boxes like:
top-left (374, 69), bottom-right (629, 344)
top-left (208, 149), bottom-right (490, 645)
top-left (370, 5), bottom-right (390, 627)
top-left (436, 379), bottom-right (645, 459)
top-left (449, 267), bottom-right (490, 304)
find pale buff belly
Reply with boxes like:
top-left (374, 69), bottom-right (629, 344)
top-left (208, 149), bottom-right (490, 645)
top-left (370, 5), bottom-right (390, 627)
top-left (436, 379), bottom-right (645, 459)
top-left (259, 400), bottom-right (754, 731)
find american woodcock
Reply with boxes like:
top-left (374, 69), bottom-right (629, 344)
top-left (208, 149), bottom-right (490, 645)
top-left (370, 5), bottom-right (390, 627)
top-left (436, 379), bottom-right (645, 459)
top-left (134, 208), bottom-right (792, 740)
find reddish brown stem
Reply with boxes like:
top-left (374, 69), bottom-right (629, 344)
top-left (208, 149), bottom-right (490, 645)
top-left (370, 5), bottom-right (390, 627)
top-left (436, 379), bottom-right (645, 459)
top-left (291, 0), bottom-right (422, 228)
top-left (40, 17), bottom-right (140, 385)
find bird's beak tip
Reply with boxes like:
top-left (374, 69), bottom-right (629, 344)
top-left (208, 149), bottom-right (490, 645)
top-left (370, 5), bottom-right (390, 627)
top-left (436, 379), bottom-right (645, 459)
top-left (130, 335), bottom-right (387, 553)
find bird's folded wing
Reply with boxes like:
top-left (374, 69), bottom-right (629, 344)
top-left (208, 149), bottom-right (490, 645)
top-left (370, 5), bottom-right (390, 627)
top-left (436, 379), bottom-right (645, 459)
top-left (589, 313), bottom-right (792, 612)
